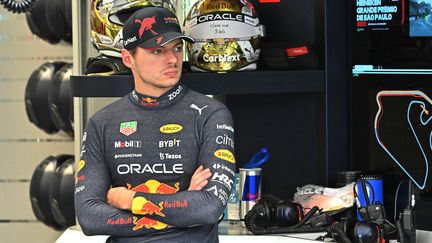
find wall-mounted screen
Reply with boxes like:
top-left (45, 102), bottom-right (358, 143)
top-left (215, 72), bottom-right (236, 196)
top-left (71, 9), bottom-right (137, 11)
top-left (355, 0), bottom-right (405, 31)
top-left (409, 0), bottom-right (432, 37)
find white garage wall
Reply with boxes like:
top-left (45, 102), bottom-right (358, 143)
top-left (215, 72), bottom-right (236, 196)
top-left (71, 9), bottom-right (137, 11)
top-left (0, 8), bottom-right (73, 243)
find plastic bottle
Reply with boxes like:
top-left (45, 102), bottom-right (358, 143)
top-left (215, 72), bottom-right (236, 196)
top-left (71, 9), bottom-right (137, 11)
top-left (227, 173), bottom-right (240, 224)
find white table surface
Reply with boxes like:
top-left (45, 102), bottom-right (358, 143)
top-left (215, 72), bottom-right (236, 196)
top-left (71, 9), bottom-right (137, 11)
top-left (55, 221), bottom-right (325, 243)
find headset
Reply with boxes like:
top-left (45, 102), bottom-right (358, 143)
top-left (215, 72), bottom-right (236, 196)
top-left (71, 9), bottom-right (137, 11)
top-left (329, 219), bottom-right (389, 243)
top-left (244, 194), bottom-right (329, 234)
top-left (245, 194), bottom-right (394, 243)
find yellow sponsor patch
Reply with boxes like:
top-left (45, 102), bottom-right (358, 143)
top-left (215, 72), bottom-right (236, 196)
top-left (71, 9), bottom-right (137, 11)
top-left (160, 124), bottom-right (183, 134)
top-left (214, 149), bottom-right (235, 163)
top-left (77, 160), bottom-right (85, 173)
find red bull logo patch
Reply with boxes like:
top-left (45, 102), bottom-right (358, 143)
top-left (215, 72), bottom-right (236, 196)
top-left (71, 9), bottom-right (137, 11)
top-left (107, 217), bottom-right (132, 225)
top-left (163, 200), bottom-right (188, 208)
top-left (156, 182), bottom-right (180, 194)
top-left (128, 180), bottom-right (180, 231)
top-left (132, 197), bottom-right (165, 217)
top-left (133, 216), bottom-right (166, 230)
top-left (140, 97), bottom-right (160, 107)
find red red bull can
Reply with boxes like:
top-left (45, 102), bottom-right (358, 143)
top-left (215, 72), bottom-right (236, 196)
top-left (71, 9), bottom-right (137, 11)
top-left (239, 168), bottom-right (262, 220)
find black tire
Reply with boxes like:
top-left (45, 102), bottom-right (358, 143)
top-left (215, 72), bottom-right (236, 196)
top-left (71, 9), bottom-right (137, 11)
top-left (25, 61), bottom-right (67, 134)
top-left (29, 155), bottom-right (73, 230)
top-left (48, 63), bottom-right (74, 135)
top-left (49, 157), bottom-right (76, 228)
top-left (25, 0), bottom-right (61, 44)
top-left (45, 0), bottom-right (72, 43)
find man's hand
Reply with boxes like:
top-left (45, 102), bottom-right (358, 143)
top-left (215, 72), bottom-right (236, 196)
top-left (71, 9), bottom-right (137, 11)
top-left (107, 187), bottom-right (136, 210)
top-left (107, 166), bottom-right (210, 210)
top-left (188, 165), bottom-right (212, 191)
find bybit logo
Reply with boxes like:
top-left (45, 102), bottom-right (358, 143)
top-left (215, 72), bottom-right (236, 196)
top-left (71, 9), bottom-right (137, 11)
top-left (159, 138), bottom-right (181, 148)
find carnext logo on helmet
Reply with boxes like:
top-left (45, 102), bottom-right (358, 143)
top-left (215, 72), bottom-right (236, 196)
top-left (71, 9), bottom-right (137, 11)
top-left (124, 36), bottom-right (137, 46)
top-left (197, 13), bottom-right (243, 24)
top-left (203, 53), bottom-right (241, 63)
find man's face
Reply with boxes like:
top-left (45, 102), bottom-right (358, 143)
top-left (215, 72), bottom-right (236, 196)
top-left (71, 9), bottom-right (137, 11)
top-left (123, 39), bottom-right (183, 94)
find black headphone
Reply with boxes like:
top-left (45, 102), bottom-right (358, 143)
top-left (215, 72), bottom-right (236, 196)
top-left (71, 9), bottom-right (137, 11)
top-left (329, 220), bottom-right (387, 243)
top-left (245, 194), bottom-right (329, 234)
top-left (250, 194), bottom-right (304, 228)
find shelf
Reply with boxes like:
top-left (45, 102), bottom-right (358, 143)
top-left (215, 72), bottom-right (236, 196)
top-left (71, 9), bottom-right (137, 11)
top-left (70, 70), bottom-right (324, 97)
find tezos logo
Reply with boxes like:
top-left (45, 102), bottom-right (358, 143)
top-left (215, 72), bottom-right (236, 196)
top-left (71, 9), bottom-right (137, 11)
top-left (160, 124), bottom-right (183, 134)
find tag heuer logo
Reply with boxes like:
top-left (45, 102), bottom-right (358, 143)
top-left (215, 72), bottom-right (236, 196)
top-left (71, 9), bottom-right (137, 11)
top-left (120, 121), bottom-right (137, 136)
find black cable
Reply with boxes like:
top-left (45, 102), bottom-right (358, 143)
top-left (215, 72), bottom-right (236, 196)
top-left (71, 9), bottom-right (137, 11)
top-left (394, 179), bottom-right (408, 221)
top-left (408, 180), bottom-right (414, 209)
top-left (353, 179), bottom-right (376, 205)
top-left (360, 178), bottom-right (371, 206)
top-left (0, 0), bottom-right (37, 13)
top-left (328, 222), bottom-right (352, 243)
top-left (396, 220), bottom-right (405, 243)
top-left (353, 179), bottom-right (375, 220)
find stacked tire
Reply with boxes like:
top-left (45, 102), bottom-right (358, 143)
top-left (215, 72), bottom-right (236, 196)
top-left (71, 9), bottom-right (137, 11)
top-left (25, 61), bottom-right (74, 136)
top-left (30, 155), bottom-right (76, 229)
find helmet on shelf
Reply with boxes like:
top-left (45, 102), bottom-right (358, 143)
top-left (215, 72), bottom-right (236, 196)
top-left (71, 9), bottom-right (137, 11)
top-left (86, 54), bottom-right (131, 75)
top-left (183, 0), bottom-right (265, 72)
top-left (90, 0), bottom-right (177, 57)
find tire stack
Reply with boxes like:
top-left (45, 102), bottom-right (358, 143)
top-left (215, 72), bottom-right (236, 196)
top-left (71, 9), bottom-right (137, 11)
top-left (25, 61), bottom-right (74, 136)
top-left (26, 0), bottom-right (72, 44)
top-left (30, 155), bottom-right (76, 229)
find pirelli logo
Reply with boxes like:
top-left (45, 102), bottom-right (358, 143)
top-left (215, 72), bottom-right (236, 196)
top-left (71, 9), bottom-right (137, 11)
top-left (160, 124), bottom-right (183, 134)
top-left (214, 149), bottom-right (235, 163)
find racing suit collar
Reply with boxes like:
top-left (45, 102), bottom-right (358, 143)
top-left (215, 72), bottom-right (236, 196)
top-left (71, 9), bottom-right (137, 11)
top-left (129, 83), bottom-right (187, 109)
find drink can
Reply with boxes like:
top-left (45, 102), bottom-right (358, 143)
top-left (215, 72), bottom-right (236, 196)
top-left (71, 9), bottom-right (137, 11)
top-left (239, 168), bottom-right (262, 220)
top-left (355, 174), bottom-right (384, 220)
